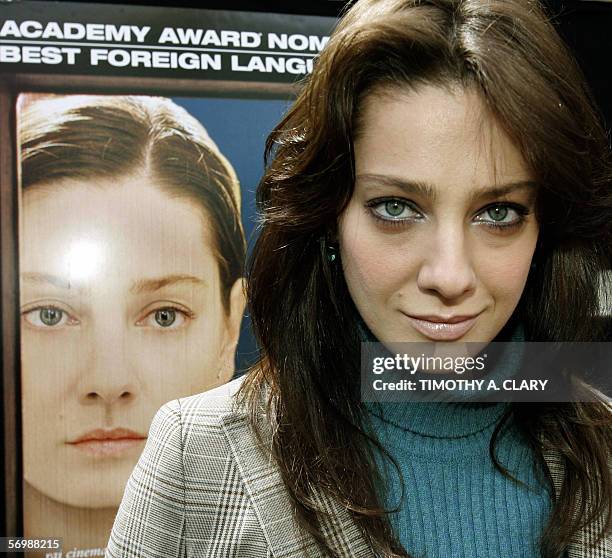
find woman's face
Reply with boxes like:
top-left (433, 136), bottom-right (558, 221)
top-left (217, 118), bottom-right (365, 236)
top-left (339, 85), bottom-right (539, 344)
top-left (20, 176), bottom-right (245, 507)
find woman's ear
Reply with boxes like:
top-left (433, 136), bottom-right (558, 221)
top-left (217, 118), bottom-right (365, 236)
top-left (217, 277), bottom-right (247, 384)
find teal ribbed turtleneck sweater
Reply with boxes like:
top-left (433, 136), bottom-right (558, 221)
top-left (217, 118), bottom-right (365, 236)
top-left (362, 319), bottom-right (559, 557)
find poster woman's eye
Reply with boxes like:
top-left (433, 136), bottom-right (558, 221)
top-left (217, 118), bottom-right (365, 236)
top-left (155, 308), bottom-right (177, 327)
top-left (137, 306), bottom-right (191, 329)
top-left (22, 306), bottom-right (77, 328)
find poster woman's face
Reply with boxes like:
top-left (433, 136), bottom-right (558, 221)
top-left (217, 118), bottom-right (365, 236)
top-left (21, 176), bottom-right (244, 507)
top-left (339, 85), bottom-right (539, 345)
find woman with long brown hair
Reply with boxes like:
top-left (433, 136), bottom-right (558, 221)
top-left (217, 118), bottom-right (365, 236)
top-left (108, 1), bottom-right (611, 556)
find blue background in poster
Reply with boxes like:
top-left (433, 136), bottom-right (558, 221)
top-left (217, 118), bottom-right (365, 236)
top-left (173, 96), bottom-right (291, 375)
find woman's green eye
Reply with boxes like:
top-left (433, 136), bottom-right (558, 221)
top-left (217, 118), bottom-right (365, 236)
top-left (385, 201), bottom-right (406, 217)
top-left (368, 199), bottom-right (420, 221)
top-left (40, 307), bottom-right (63, 326)
top-left (487, 206), bottom-right (509, 221)
top-left (154, 309), bottom-right (177, 327)
top-left (476, 204), bottom-right (528, 228)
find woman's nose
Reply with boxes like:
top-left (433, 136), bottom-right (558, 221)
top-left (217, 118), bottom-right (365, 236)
top-left (80, 382), bottom-right (137, 406)
top-left (77, 329), bottom-right (140, 406)
top-left (416, 227), bottom-right (477, 301)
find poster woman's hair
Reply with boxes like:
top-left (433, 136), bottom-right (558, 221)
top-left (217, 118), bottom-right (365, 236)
top-left (241, 0), bottom-right (612, 556)
top-left (19, 94), bottom-right (246, 312)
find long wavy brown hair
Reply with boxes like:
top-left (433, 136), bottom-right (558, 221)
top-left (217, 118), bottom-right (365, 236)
top-left (240, 1), bottom-right (612, 556)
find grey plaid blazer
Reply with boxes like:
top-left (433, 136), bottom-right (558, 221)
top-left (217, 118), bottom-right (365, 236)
top-left (106, 378), bottom-right (610, 558)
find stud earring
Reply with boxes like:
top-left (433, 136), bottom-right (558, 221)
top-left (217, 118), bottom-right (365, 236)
top-left (327, 243), bottom-right (338, 263)
top-left (319, 235), bottom-right (339, 263)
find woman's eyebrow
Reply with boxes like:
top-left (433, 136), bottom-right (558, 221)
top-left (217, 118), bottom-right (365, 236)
top-left (130, 274), bottom-right (206, 294)
top-left (356, 174), bottom-right (437, 200)
top-left (356, 173), bottom-right (538, 203)
top-left (21, 272), bottom-right (71, 290)
top-left (468, 181), bottom-right (539, 204)
top-left (20, 273), bottom-right (206, 293)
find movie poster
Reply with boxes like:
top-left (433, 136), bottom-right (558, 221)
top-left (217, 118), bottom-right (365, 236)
top-left (0, 2), bottom-right (336, 555)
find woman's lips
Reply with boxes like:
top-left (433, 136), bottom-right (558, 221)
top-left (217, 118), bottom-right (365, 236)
top-left (403, 313), bottom-right (480, 341)
top-left (67, 428), bottom-right (147, 457)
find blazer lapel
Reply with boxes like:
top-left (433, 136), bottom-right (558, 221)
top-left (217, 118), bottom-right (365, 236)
top-left (543, 445), bottom-right (610, 558)
top-left (221, 411), bottom-right (376, 558)
top-left (310, 485), bottom-right (378, 558)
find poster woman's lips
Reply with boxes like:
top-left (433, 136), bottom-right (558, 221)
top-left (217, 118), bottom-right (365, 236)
top-left (403, 312), bottom-right (481, 341)
top-left (67, 428), bottom-right (147, 457)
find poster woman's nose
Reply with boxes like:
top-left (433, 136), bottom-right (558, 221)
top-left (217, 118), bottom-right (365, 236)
top-left (78, 337), bottom-right (140, 406)
top-left (79, 384), bottom-right (137, 406)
